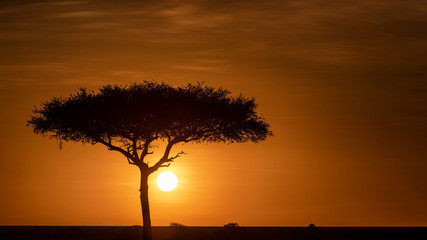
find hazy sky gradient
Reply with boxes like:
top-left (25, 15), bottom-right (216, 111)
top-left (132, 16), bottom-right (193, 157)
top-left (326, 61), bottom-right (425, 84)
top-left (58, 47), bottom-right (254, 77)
top-left (0, 0), bottom-right (426, 226)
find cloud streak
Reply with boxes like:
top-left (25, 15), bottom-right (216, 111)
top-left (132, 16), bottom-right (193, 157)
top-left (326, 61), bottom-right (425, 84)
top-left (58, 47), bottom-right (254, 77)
top-left (49, 11), bottom-right (104, 18)
top-left (0, 64), bottom-right (79, 72)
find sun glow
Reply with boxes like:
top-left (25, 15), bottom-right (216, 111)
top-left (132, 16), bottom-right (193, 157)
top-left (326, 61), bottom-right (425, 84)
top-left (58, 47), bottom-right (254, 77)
top-left (157, 172), bottom-right (178, 192)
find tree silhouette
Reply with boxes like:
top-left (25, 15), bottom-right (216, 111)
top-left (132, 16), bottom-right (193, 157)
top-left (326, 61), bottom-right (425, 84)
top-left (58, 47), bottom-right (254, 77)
top-left (27, 81), bottom-right (272, 240)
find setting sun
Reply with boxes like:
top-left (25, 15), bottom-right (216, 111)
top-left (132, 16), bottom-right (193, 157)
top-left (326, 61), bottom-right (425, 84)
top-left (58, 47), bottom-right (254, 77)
top-left (157, 172), bottom-right (178, 192)
top-left (1, 1), bottom-right (427, 236)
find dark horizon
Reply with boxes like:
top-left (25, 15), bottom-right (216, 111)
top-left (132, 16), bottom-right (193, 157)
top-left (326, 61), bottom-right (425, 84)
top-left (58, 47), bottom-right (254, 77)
top-left (2, 226), bottom-right (427, 240)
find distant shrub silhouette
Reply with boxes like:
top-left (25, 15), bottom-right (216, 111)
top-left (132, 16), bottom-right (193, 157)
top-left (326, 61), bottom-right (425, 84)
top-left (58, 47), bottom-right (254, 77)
top-left (169, 222), bottom-right (186, 228)
top-left (224, 222), bottom-right (240, 227)
top-left (308, 223), bottom-right (317, 228)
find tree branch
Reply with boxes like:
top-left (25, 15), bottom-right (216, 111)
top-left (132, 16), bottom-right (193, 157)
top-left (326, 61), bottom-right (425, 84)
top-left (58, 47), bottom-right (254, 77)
top-left (97, 137), bottom-right (136, 163)
top-left (127, 157), bottom-right (136, 165)
top-left (148, 139), bottom-right (184, 174)
top-left (139, 138), bottom-right (152, 161)
top-left (169, 151), bottom-right (186, 161)
top-left (159, 163), bottom-right (170, 168)
top-left (132, 137), bottom-right (138, 159)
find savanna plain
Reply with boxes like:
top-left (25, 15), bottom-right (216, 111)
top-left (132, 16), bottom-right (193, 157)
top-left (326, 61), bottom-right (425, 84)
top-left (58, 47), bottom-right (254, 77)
top-left (1, 225), bottom-right (427, 240)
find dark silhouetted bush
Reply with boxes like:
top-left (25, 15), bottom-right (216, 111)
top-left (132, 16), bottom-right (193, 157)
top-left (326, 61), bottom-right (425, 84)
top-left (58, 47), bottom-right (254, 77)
top-left (224, 222), bottom-right (240, 228)
top-left (170, 222), bottom-right (187, 228)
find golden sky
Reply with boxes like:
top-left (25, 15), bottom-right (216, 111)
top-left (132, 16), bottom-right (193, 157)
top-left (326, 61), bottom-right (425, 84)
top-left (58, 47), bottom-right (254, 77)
top-left (0, 0), bottom-right (426, 226)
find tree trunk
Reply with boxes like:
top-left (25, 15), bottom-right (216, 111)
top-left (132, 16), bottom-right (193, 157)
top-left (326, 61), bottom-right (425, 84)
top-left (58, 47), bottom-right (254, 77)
top-left (140, 169), bottom-right (152, 240)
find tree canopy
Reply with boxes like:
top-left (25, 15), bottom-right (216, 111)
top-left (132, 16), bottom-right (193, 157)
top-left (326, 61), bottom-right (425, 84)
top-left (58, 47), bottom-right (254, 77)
top-left (28, 82), bottom-right (272, 171)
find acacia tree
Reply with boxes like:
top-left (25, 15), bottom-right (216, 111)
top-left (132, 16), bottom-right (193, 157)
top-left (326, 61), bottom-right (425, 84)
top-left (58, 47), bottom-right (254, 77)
top-left (28, 82), bottom-right (272, 240)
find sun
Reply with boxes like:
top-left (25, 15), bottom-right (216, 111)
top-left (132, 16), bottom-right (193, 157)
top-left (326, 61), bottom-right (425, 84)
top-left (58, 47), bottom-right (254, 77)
top-left (156, 172), bottom-right (178, 192)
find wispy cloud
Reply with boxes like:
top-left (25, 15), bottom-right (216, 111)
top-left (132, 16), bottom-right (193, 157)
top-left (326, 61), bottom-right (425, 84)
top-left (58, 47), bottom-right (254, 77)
top-left (110, 70), bottom-right (149, 79)
top-left (0, 64), bottom-right (79, 72)
top-left (28, 1), bottom-right (90, 6)
top-left (173, 65), bottom-right (226, 72)
top-left (171, 57), bottom-right (229, 72)
top-left (0, 9), bottom-right (18, 14)
top-left (157, 4), bottom-right (232, 32)
top-left (75, 22), bottom-right (121, 29)
top-left (49, 11), bottom-right (103, 18)
top-left (48, 1), bottom-right (90, 5)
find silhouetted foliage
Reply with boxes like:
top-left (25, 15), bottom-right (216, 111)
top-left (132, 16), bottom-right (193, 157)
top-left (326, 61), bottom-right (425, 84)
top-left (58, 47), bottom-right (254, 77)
top-left (28, 82), bottom-right (271, 150)
top-left (27, 81), bottom-right (272, 240)
top-left (224, 222), bottom-right (240, 228)
top-left (170, 222), bottom-right (187, 228)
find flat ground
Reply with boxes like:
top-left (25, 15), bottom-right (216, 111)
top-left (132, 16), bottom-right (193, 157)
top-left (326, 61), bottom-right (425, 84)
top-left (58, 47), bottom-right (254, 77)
top-left (1, 226), bottom-right (426, 240)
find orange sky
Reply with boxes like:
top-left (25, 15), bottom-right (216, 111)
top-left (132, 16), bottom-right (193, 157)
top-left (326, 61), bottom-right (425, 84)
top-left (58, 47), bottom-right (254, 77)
top-left (0, 0), bottom-right (426, 226)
